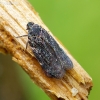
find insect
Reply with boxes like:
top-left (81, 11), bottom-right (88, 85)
top-left (16, 22), bottom-right (73, 78)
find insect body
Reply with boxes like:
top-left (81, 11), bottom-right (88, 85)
top-left (18, 22), bottom-right (73, 78)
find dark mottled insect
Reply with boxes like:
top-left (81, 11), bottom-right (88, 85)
top-left (16, 22), bottom-right (73, 78)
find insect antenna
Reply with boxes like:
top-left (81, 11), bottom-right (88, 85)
top-left (15, 34), bottom-right (29, 49)
top-left (15, 35), bottom-right (28, 38)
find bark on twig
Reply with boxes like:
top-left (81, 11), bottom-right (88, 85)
top-left (0, 0), bottom-right (93, 100)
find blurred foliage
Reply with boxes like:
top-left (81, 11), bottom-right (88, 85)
top-left (29, 0), bottom-right (100, 100)
top-left (0, 0), bottom-right (100, 100)
top-left (28, 0), bottom-right (100, 100)
top-left (0, 54), bottom-right (27, 100)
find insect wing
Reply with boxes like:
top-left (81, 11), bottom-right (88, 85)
top-left (32, 35), bottom-right (65, 78)
top-left (27, 23), bottom-right (73, 78)
top-left (41, 29), bottom-right (73, 70)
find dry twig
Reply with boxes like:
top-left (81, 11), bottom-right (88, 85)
top-left (0, 0), bottom-right (93, 100)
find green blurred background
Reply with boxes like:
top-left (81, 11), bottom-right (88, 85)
top-left (0, 0), bottom-right (100, 100)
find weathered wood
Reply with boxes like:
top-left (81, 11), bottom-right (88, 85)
top-left (0, 0), bottom-right (93, 100)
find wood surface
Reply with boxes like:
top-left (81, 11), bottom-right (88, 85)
top-left (0, 0), bottom-right (93, 100)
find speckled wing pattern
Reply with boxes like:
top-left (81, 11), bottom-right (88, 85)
top-left (27, 22), bottom-right (73, 78)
